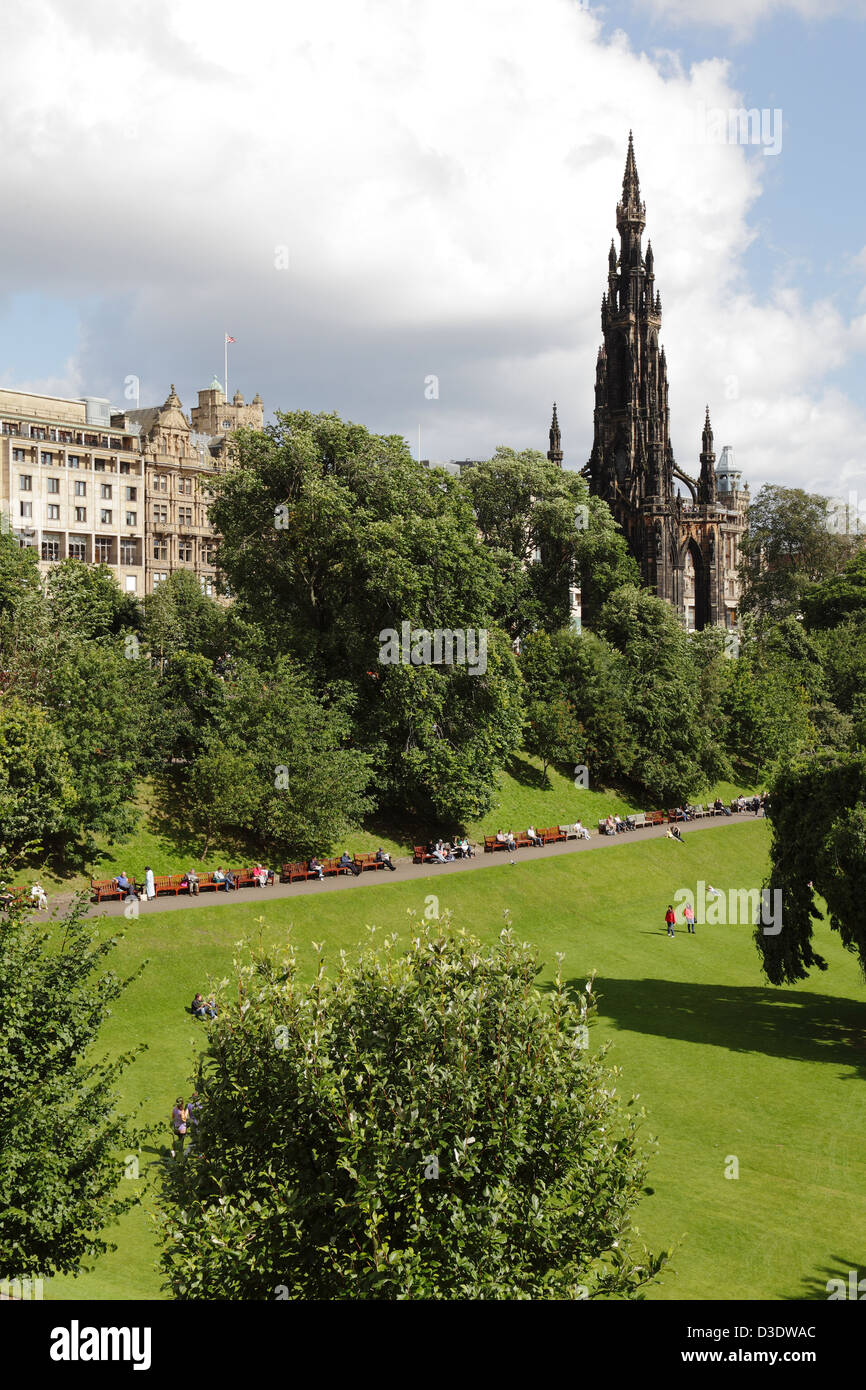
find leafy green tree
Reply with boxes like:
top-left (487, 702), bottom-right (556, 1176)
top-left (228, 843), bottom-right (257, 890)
top-left (206, 412), bottom-right (524, 822)
top-left (158, 918), bottom-right (667, 1300)
top-left (45, 559), bottom-right (139, 641)
top-left (0, 697), bottom-right (77, 852)
top-left (0, 884), bottom-right (148, 1280)
top-left (173, 657), bottom-right (372, 858)
top-left (739, 485), bottom-right (858, 625)
top-left (802, 547), bottom-right (866, 630)
top-left (757, 751), bottom-right (866, 984)
top-left (0, 529), bottom-right (42, 622)
top-left (524, 697), bottom-right (583, 780)
top-left (816, 611), bottom-right (866, 717)
top-left (462, 448), bottom-right (639, 637)
top-left (141, 569), bottom-right (231, 666)
top-left (594, 587), bottom-right (725, 802)
top-left (721, 637), bottom-right (815, 779)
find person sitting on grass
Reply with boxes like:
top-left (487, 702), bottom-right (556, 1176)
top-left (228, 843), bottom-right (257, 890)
top-left (339, 851), bottom-right (361, 876)
top-left (665, 826), bottom-right (685, 844)
top-left (205, 995), bottom-right (218, 1018)
top-left (191, 993), bottom-right (208, 1019)
top-left (308, 856), bottom-right (324, 880)
top-left (375, 847), bottom-right (397, 871)
top-left (526, 825), bottom-right (543, 847)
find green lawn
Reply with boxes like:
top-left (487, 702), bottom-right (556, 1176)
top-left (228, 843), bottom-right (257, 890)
top-left (46, 819), bottom-right (866, 1302)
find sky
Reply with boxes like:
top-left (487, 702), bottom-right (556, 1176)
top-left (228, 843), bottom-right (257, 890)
top-left (0, 0), bottom-right (864, 502)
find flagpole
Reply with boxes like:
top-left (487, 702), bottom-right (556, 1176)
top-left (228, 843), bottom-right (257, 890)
top-left (224, 336), bottom-right (228, 401)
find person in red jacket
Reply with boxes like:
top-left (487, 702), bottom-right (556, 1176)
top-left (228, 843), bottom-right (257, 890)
top-left (665, 904), bottom-right (676, 937)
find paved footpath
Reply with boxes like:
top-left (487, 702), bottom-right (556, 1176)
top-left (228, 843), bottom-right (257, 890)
top-left (76, 811), bottom-right (764, 920)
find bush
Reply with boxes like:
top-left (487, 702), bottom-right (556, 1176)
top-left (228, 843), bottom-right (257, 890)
top-left (158, 915), bottom-right (667, 1300)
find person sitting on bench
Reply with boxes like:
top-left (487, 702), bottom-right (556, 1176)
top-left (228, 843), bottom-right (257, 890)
top-left (116, 870), bottom-right (138, 900)
top-left (459, 837), bottom-right (474, 859)
top-left (375, 847), bottom-right (397, 871)
top-left (213, 867), bottom-right (227, 889)
top-left (504, 830), bottom-right (516, 851)
top-left (339, 851), bottom-right (361, 876)
top-left (526, 825), bottom-right (543, 847)
top-left (309, 857), bottom-right (324, 880)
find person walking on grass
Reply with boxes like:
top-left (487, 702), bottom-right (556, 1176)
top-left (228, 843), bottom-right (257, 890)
top-left (171, 1097), bottom-right (189, 1158)
top-left (683, 902), bottom-right (696, 934)
top-left (665, 904), bottom-right (676, 937)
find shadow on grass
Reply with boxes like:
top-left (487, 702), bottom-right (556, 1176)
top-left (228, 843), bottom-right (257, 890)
top-left (780, 1255), bottom-right (866, 1301)
top-left (505, 753), bottom-right (553, 791)
top-left (555, 975), bottom-right (866, 1078)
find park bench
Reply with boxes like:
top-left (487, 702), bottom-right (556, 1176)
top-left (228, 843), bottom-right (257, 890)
top-left (354, 853), bottom-right (387, 872)
top-left (597, 820), bottom-right (617, 836)
top-left (153, 874), bottom-right (187, 896)
top-left (667, 808), bottom-right (684, 823)
top-left (90, 878), bottom-right (133, 902)
top-left (280, 862), bottom-right (316, 883)
top-left (322, 857), bottom-right (351, 876)
top-left (691, 804), bottom-right (708, 819)
top-left (484, 836), bottom-right (509, 852)
top-left (539, 826), bottom-right (566, 844)
top-left (513, 832), bottom-right (535, 849)
top-left (1, 886), bottom-right (30, 908)
top-left (646, 810), bottom-right (665, 826)
top-left (196, 872), bottom-right (237, 892)
top-left (413, 845), bottom-right (436, 864)
top-left (631, 812), bottom-right (647, 830)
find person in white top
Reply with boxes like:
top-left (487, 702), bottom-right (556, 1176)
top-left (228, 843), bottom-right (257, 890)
top-left (143, 866), bottom-right (156, 901)
top-left (30, 883), bottom-right (48, 910)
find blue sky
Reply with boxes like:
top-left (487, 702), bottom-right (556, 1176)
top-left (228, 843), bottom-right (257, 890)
top-left (0, 0), bottom-right (863, 499)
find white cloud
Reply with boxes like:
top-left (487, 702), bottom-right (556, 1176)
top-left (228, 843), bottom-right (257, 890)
top-left (0, 0), bottom-right (862, 499)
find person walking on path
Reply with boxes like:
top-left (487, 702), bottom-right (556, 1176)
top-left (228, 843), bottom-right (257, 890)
top-left (665, 904), bottom-right (676, 937)
top-left (683, 903), bottom-right (696, 934)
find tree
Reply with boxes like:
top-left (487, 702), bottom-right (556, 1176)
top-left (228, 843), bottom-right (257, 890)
top-left (0, 697), bottom-right (78, 852)
top-left (524, 697), bottom-right (583, 780)
top-left (45, 558), bottom-right (140, 641)
top-left (802, 547), bottom-right (866, 630)
top-left (739, 485), bottom-right (858, 625)
top-left (756, 751), bottom-right (866, 985)
top-left (0, 884), bottom-right (148, 1281)
top-left (462, 448), bottom-right (639, 637)
top-left (158, 918), bottom-right (667, 1300)
top-left (206, 412), bottom-right (524, 822)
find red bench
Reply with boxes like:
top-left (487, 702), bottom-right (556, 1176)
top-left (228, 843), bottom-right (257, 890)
top-left (539, 826), bottom-right (566, 844)
top-left (153, 874), bottom-right (188, 896)
top-left (646, 810), bottom-right (665, 826)
top-left (484, 836), bottom-right (509, 853)
top-left (413, 845), bottom-right (436, 864)
top-left (90, 878), bottom-right (135, 902)
top-left (354, 854), bottom-right (387, 873)
top-left (280, 862), bottom-right (316, 883)
top-left (322, 858), bottom-right (352, 877)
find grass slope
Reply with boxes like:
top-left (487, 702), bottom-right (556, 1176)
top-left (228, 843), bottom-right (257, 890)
top-left (46, 820), bottom-right (866, 1303)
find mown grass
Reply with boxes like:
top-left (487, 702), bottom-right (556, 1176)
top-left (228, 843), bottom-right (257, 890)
top-left (45, 819), bottom-right (866, 1303)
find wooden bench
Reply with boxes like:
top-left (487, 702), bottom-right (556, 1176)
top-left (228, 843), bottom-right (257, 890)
top-left (322, 857), bottom-right (352, 877)
top-left (197, 872), bottom-right (237, 892)
top-left (90, 878), bottom-right (133, 902)
top-left (354, 854), bottom-right (387, 872)
top-left (413, 845), bottom-right (436, 864)
top-left (280, 862), bottom-right (316, 883)
top-left (1, 886), bottom-right (30, 908)
top-left (484, 836), bottom-right (509, 853)
top-left (631, 812), bottom-right (647, 830)
top-left (646, 810), bottom-right (665, 826)
top-left (153, 874), bottom-right (188, 896)
top-left (667, 808), bottom-right (684, 823)
top-left (539, 826), bottom-right (566, 844)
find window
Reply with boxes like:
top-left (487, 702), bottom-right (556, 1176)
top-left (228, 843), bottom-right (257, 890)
top-left (94, 459), bottom-right (106, 471)
top-left (69, 539), bottom-right (87, 560)
top-left (41, 540), bottom-right (60, 561)
top-left (125, 511), bottom-right (136, 526)
top-left (47, 477), bottom-right (60, 494)
top-left (154, 474), bottom-right (168, 491)
top-left (75, 507), bottom-right (87, 522)
top-left (100, 509), bottom-right (112, 524)
top-left (100, 483), bottom-right (112, 499)
top-left (178, 477), bottom-right (192, 495)
top-left (125, 486), bottom-right (137, 501)
top-left (20, 501), bottom-right (33, 518)
top-left (120, 542), bottom-right (138, 565)
top-left (74, 480), bottom-right (87, 496)
top-left (153, 571), bottom-right (168, 587)
top-left (222, 419), bottom-right (231, 429)
top-left (2, 422), bottom-right (20, 435)
top-left (200, 576), bottom-right (214, 596)
top-left (153, 504), bottom-right (168, 524)
top-left (19, 475), bottom-right (32, 490)
top-left (153, 539), bottom-right (168, 561)
top-left (41, 452), bottom-right (53, 465)
top-left (95, 539), bottom-right (113, 562)
top-left (179, 506), bottom-right (193, 525)
top-left (68, 455), bottom-right (80, 468)
top-left (12, 448), bottom-right (26, 462)
top-left (202, 547), bottom-right (216, 567)
top-left (178, 541), bottom-right (193, 562)
top-left (125, 575), bottom-right (137, 593)
top-left (31, 426), bottom-right (46, 440)
top-left (47, 504), bottom-right (60, 520)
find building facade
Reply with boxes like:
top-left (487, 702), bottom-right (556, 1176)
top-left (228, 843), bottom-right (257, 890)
top-left (0, 380), bottom-right (264, 598)
top-left (579, 134), bottom-right (747, 631)
top-left (0, 388), bottom-right (145, 593)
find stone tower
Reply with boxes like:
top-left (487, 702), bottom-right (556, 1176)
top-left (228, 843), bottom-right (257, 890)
top-left (579, 133), bottom-right (746, 630)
